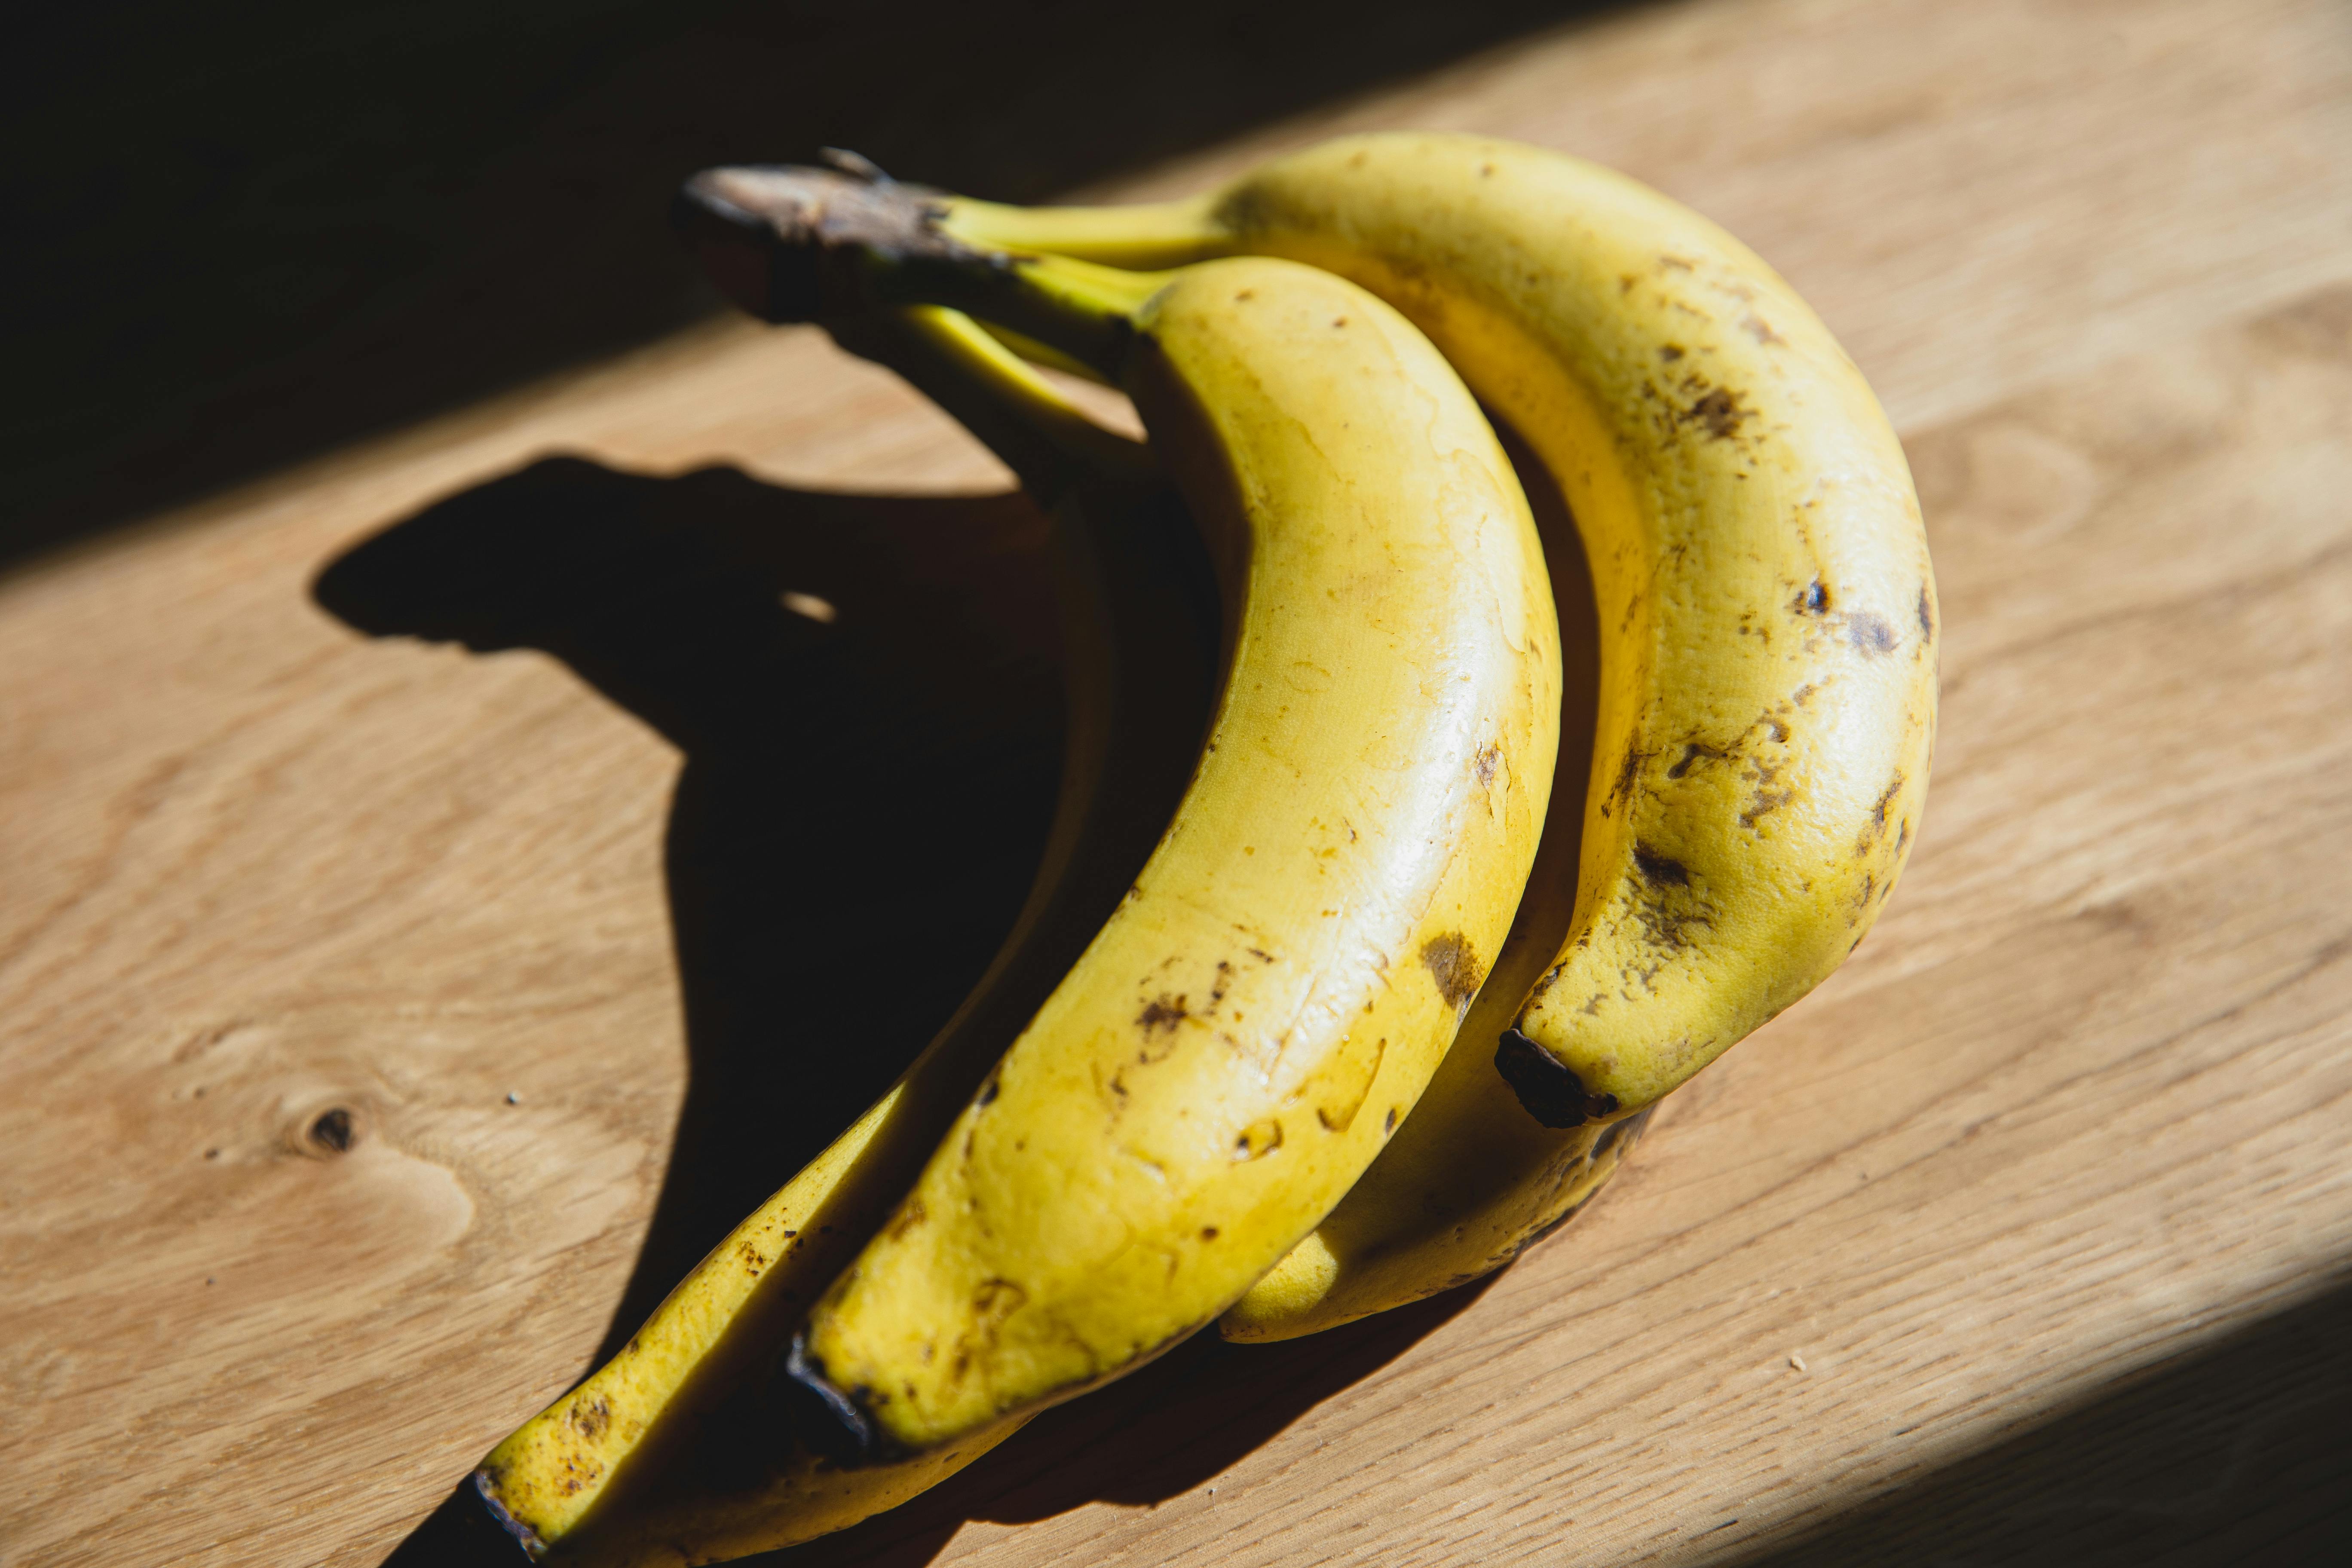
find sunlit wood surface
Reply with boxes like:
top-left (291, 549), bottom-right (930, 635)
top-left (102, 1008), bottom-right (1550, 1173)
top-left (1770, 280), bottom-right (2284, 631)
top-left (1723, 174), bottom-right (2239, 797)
top-left (5, 0), bottom-right (2350, 1563)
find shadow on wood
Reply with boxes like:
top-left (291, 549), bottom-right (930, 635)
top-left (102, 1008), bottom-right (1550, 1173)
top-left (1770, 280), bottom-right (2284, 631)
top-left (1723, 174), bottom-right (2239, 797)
top-left (1721, 1274), bottom-right (2352, 1568)
top-left (764, 1276), bottom-right (1502, 1567)
top-left (380, 1277), bottom-right (1498, 1568)
top-left (331, 453), bottom-right (1071, 1565)
top-left (331, 453), bottom-right (1506, 1566)
top-left (315, 454), bottom-right (1075, 1372)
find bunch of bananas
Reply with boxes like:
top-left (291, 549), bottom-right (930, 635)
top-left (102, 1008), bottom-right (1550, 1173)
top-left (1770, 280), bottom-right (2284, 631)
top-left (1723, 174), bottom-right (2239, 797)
top-left (469, 133), bottom-right (1935, 1564)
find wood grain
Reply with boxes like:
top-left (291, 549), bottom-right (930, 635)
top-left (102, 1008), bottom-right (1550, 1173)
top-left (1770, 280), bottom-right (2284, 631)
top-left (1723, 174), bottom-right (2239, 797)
top-left (4, 0), bottom-right (2350, 1564)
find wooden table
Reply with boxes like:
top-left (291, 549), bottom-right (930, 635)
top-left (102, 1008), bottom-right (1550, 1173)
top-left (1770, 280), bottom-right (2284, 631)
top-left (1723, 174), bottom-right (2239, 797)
top-left (7, 1), bottom-right (2351, 1562)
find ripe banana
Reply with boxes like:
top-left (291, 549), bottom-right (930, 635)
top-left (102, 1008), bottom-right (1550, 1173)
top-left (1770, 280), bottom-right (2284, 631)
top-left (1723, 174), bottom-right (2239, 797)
top-left (943, 132), bottom-right (1938, 1338)
top-left (674, 165), bottom-right (1560, 1455)
top-left (471, 305), bottom-right (1218, 1562)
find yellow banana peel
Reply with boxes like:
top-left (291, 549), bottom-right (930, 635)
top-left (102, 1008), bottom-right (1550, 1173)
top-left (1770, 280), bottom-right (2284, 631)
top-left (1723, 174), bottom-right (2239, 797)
top-left (945, 132), bottom-right (1937, 1339)
top-left (472, 308), bottom-right (1215, 1560)
top-left (674, 167), bottom-right (1561, 1453)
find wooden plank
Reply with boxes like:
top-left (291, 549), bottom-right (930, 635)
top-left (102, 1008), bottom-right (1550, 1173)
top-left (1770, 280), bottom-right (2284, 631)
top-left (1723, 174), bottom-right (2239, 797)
top-left (3, 0), bottom-right (2348, 1563)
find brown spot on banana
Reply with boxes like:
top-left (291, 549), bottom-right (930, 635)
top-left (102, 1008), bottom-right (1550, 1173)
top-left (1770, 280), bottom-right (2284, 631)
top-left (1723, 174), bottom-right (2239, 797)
top-left (1631, 844), bottom-right (1689, 887)
top-left (1298, 1033), bottom-right (1386, 1134)
top-left (1681, 386), bottom-right (1746, 440)
top-left (1136, 994), bottom-right (1188, 1034)
top-left (1600, 744), bottom-right (1647, 819)
top-left (1233, 1119), bottom-right (1283, 1161)
top-left (1852, 873), bottom-right (1876, 919)
top-left (1855, 774), bottom-right (1906, 856)
top-left (1848, 610), bottom-right (1898, 654)
top-left (1740, 760), bottom-right (1795, 830)
top-left (1667, 741), bottom-right (1726, 778)
top-left (1419, 931), bottom-right (1485, 1011)
top-left (1627, 845), bottom-right (1710, 952)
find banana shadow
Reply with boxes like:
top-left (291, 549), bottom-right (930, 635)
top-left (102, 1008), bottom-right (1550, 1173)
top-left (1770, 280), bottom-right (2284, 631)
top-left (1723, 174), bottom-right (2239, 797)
top-left (315, 453), bottom-right (1073, 1371)
top-left (340, 453), bottom-right (1514, 1568)
top-left (766, 1274), bottom-right (1502, 1568)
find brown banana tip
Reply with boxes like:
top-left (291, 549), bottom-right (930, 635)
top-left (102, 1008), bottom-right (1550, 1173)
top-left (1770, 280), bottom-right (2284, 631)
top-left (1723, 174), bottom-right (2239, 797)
top-left (1493, 1028), bottom-right (1620, 1128)
top-left (779, 1333), bottom-right (909, 1469)
top-left (469, 1470), bottom-right (545, 1559)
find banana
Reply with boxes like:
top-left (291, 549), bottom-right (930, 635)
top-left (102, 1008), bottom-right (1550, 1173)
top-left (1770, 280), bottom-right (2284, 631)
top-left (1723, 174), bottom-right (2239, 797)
top-left (942, 132), bottom-right (1938, 1338)
top-left (673, 165), bottom-right (1559, 1456)
top-left (471, 305), bottom-right (1219, 1562)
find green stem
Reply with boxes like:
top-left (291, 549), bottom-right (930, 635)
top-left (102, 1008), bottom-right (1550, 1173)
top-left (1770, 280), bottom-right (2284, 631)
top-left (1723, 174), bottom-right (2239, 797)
top-left (939, 193), bottom-right (1233, 273)
top-left (824, 306), bottom-right (1150, 503)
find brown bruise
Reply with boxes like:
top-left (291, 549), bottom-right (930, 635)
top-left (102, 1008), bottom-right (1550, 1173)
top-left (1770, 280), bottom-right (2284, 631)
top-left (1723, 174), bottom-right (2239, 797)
top-left (1419, 931), bottom-right (1485, 1010)
top-left (1136, 994), bottom-right (1188, 1035)
top-left (1848, 610), bottom-right (1898, 654)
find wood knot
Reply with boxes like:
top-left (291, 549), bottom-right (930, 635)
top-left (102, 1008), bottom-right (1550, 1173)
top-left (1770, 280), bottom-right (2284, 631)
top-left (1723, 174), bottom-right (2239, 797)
top-left (296, 1105), bottom-right (358, 1157)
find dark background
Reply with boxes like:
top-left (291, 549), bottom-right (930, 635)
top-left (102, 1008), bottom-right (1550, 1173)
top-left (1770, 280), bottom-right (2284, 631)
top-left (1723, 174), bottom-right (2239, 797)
top-left (3, 0), bottom-right (1605, 573)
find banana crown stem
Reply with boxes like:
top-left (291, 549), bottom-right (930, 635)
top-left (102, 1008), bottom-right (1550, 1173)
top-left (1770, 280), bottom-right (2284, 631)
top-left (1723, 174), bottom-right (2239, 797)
top-left (943, 193), bottom-right (1231, 271)
top-left (674, 164), bottom-right (1168, 382)
top-left (827, 306), bottom-right (1152, 499)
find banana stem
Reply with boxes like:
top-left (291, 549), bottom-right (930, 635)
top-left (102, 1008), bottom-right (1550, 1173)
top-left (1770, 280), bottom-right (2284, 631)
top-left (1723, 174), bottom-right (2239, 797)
top-left (824, 306), bottom-right (1151, 502)
top-left (675, 165), bottom-right (1167, 382)
top-left (941, 193), bottom-right (1231, 272)
top-left (973, 322), bottom-right (1115, 387)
